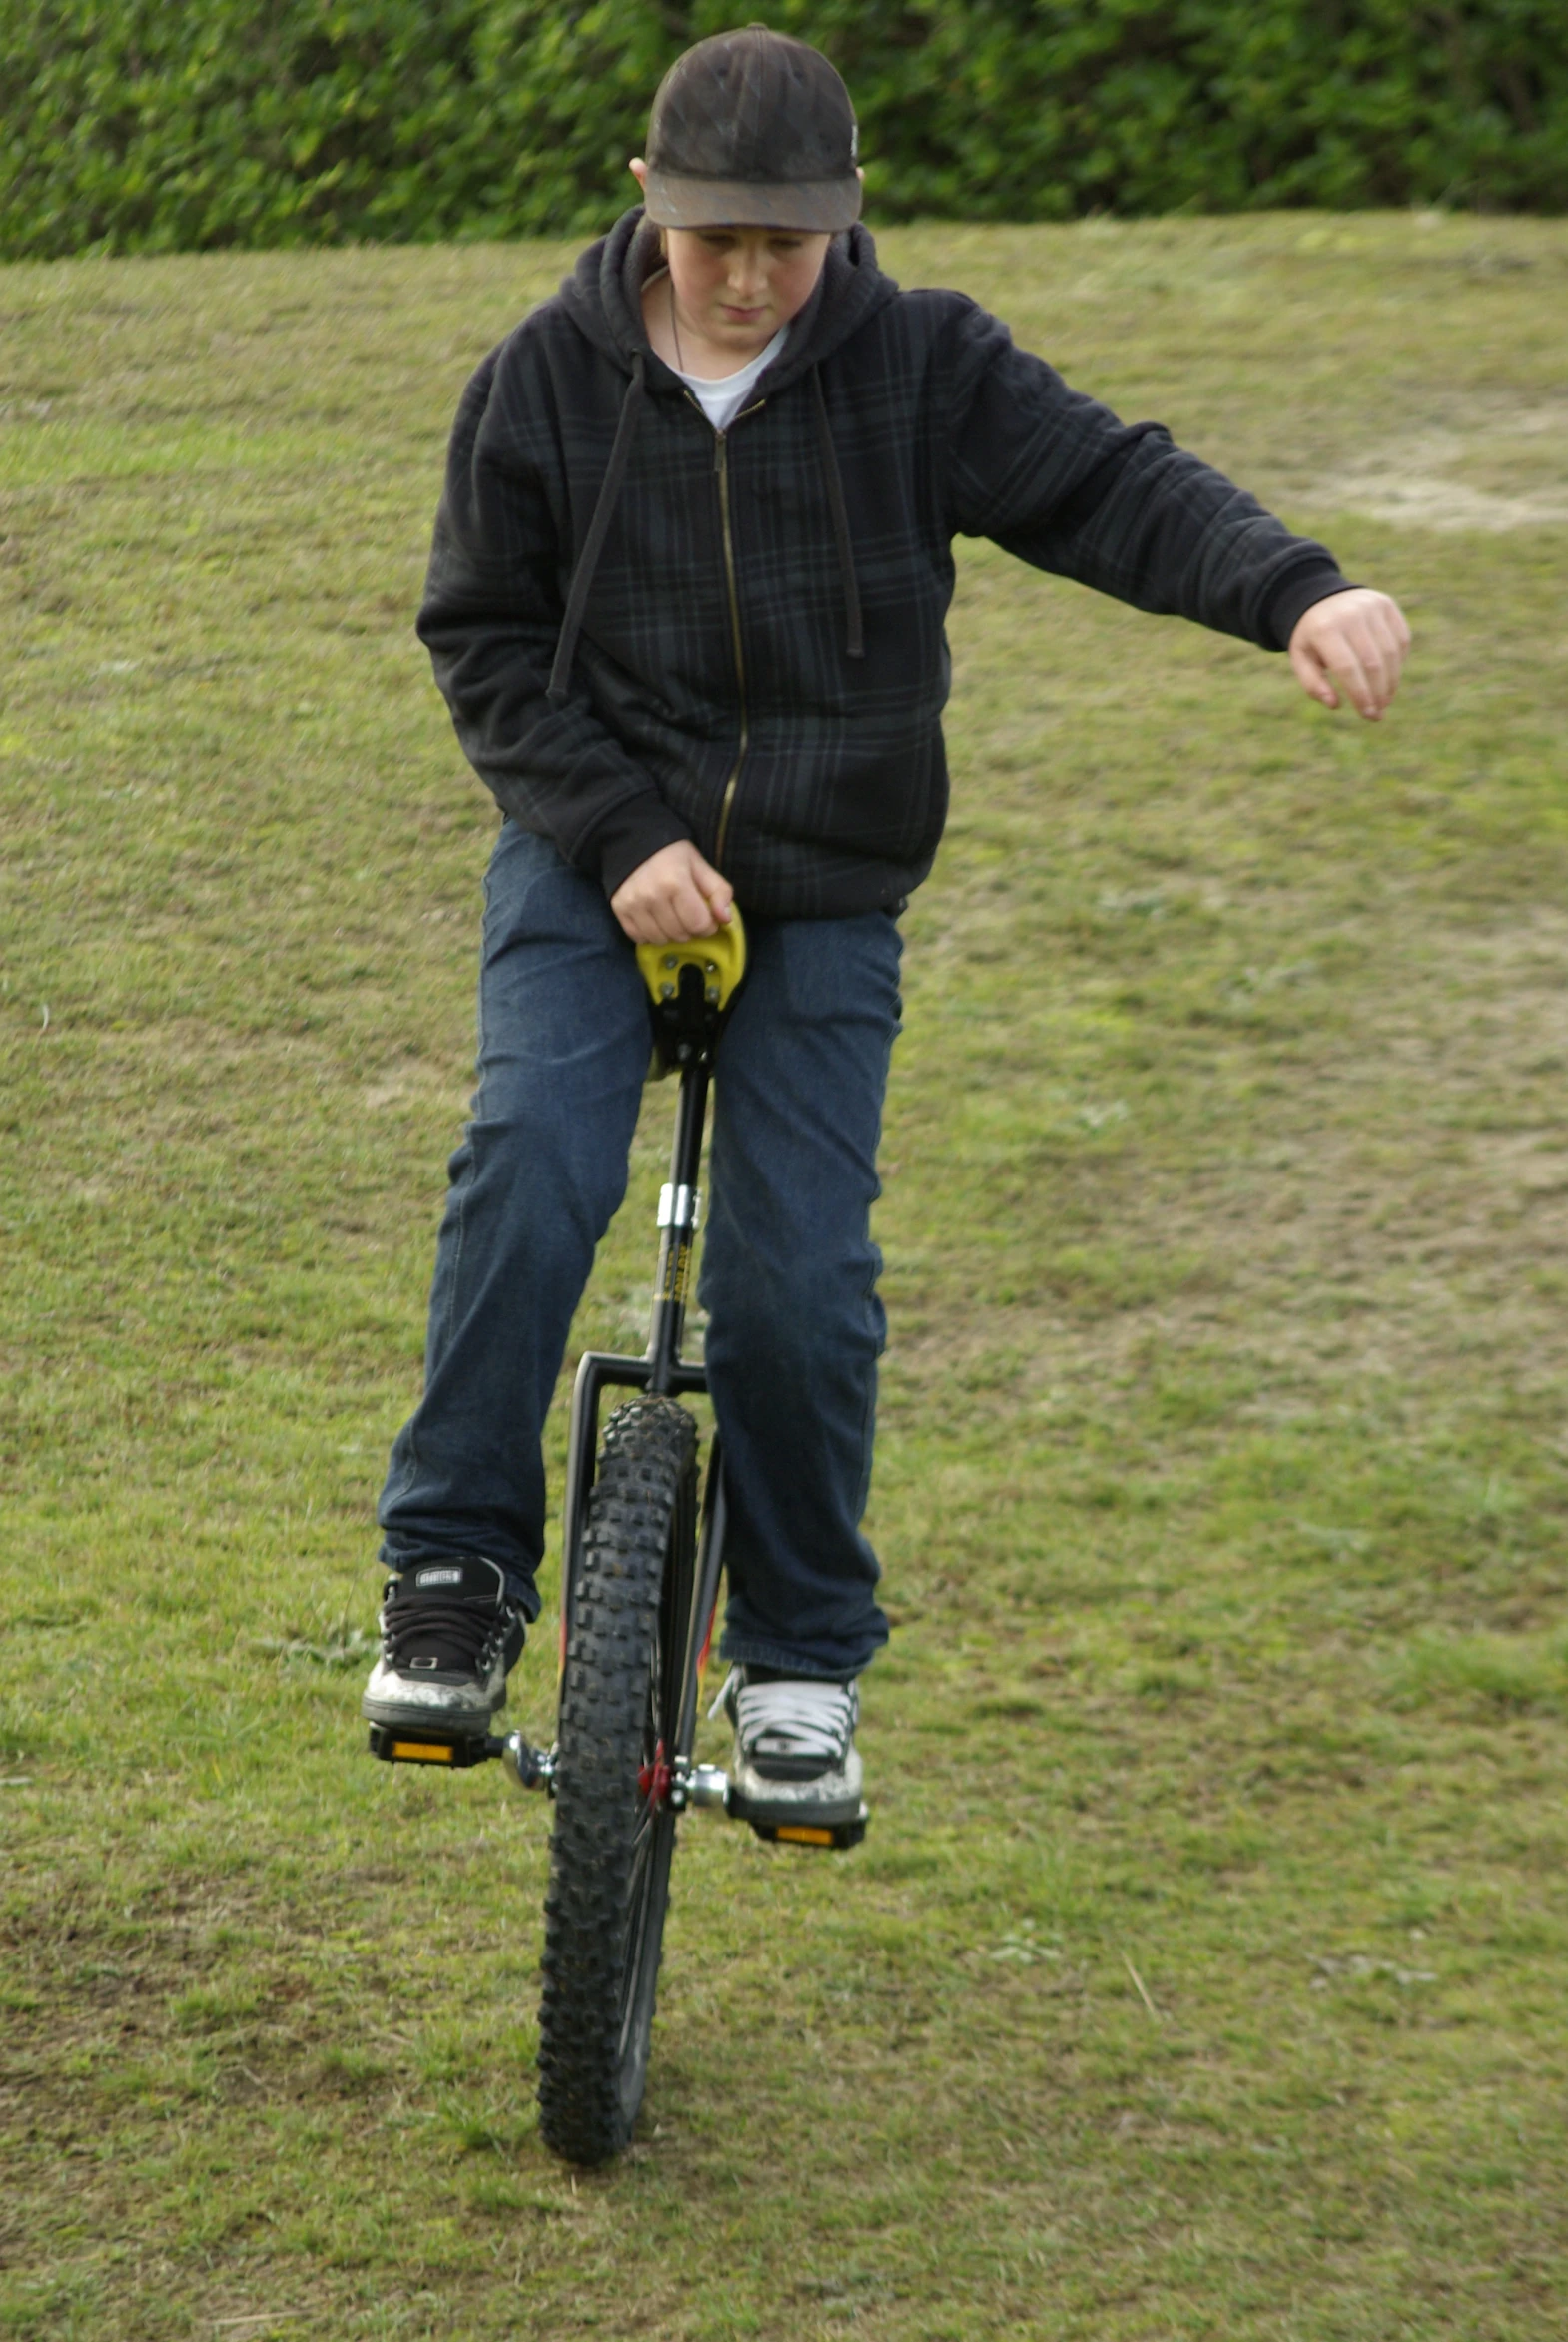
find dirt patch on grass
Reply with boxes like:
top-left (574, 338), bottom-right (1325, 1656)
top-left (1333, 465), bottom-right (1568, 533)
top-left (1322, 399), bottom-right (1568, 532)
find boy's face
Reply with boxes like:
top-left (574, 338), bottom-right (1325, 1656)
top-left (662, 224), bottom-right (830, 362)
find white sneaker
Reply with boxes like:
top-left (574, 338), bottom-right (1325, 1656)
top-left (717, 1667), bottom-right (864, 1826)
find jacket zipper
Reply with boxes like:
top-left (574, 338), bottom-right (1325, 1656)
top-left (700, 397), bottom-right (767, 868)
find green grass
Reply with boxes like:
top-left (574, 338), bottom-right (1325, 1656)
top-left (3, 211), bottom-right (1568, 2338)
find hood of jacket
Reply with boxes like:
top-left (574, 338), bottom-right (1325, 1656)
top-left (555, 206), bottom-right (902, 399)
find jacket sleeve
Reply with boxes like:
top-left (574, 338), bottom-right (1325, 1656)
top-left (938, 301), bottom-right (1348, 650)
top-left (416, 341), bottom-right (692, 897)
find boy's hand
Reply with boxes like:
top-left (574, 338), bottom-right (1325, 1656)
top-left (611, 839), bottom-right (734, 944)
top-left (1289, 588), bottom-right (1411, 720)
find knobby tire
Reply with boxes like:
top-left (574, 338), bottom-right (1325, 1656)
top-left (537, 1396), bottom-right (698, 2165)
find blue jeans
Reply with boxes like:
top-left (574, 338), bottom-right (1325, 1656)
top-left (377, 822), bottom-right (902, 1679)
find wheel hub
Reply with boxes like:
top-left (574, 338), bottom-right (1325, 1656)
top-left (638, 1738), bottom-right (673, 1810)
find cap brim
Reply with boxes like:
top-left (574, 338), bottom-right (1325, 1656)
top-left (642, 168), bottom-right (861, 233)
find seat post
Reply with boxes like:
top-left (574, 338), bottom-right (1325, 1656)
top-left (646, 1057), bottom-right (710, 1397)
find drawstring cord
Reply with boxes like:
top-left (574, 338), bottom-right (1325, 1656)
top-left (811, 366), bottom-right (864, 660)
top-left (547, 353), bottom-right (646, 705)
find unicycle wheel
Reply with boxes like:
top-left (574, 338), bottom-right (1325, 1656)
top-left (537, 1395), bottom-right (698, 2165)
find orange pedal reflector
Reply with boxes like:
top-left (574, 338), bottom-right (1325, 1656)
top-left (774, 1824), bottom-right (835, 1846)
top-left (392, 1740), bottom-right (454, 1763)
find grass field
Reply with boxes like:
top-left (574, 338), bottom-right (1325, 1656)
top-left (4, 212), bottom-right (1568, 2340)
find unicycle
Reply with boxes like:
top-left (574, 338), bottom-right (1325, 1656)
top-left (368, 907), bottom-right (866, 2166)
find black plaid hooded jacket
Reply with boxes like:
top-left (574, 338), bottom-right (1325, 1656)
top-left (418, 210), bottom-right (1347, 919)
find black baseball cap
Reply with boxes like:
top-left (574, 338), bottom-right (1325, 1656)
top-left (642, 24), bottom-right (862, 234)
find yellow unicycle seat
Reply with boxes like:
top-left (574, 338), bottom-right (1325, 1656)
top-left (636, 908), bottom-right (747, 1077)
top-left (635, 906), bottom-right (747, 1014)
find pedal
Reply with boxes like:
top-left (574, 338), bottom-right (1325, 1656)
top-left (367, 1724), bottom-right (556, 1793)
top-left (367, 1724), bottom-right (499, 1769)
top-left (743, 1804), bottom-right (869, 1852)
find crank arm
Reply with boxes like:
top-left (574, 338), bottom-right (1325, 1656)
top-left (670, 1760), bottom-right (732, 1812)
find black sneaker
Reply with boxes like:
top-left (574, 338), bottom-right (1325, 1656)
top-left (361, 1555), bottom-right (524, 1737)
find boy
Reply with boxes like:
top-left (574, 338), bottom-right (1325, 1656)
top-left (363, 26), bottom-right (1409, 1831)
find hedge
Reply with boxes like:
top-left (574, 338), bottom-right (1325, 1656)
top-left (2, 2), bottom-right (1566, 258)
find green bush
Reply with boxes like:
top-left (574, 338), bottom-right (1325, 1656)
top-left (2, 2), bottom-right (1565, 257)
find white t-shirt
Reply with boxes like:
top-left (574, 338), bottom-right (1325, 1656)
top-left (673, 326), bottom-right (788, 433)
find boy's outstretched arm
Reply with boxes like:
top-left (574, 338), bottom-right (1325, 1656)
top-left (1288, 588), bottom-right (1411, 719)
top-left (938, 307), bottom-right (1413, 705)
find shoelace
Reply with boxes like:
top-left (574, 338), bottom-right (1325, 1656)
top-left (384, 1594), bottom-right (508, 1670)
top-left (711, 1669), bottom-right (858, 1765)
